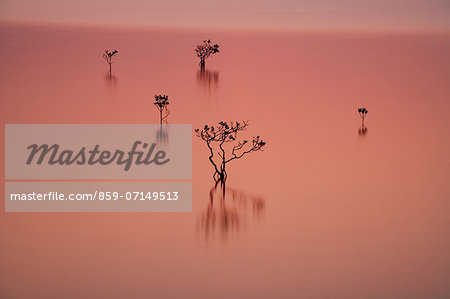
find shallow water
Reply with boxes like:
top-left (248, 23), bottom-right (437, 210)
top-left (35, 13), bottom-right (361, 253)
top-left (0, 24), bottom-right (449, 298)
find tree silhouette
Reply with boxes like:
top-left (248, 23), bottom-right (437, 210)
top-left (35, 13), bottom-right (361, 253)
top-left (154, 95), bottom-right (170, 124)
top-left (195, 39), bottom-right (219, 69)
top-left (358, 107), bottom-right (368, 124)
top-left (195, 121), bottom-right (266, 187)
top-left (103, 49), bottom-right (118, 72)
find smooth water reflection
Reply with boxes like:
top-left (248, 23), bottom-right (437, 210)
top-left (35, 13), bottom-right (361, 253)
top-left (104, 71), bottom-right (118, 89)
top-left (155, 124), bottom-right (169, 145)
top-left (199, 186), bottom-right (266, 241)
top-left (0, 24), bottom-right (449, 298)
top-left (197, 68), bottom-right (219, 93)
top-left (358, 123), bottom-right (368, 136)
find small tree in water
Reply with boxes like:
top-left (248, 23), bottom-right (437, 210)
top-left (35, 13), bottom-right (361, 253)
top-left (154, 95), bottom-right (170, 124)
top-left (103, 49), bottom-right (118, 72)
top-left (358, 107), bottom-right (368, 124)
top-left (195, 39), bottom-right (219, 69)
top-left (195, 121), bottom-right (266, 188)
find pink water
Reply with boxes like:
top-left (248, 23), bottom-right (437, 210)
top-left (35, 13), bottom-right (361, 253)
top-left (0, 24), bottom-right (449, 298)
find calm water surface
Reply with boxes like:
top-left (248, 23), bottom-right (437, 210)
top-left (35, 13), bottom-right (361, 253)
top-left (0, 24), bottom-right (449, 298)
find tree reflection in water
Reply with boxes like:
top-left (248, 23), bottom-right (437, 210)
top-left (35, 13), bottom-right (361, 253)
top-left (197, 68), bottom-right (219, 93)
top-left (199, 186), bottom-right (265, 240)
top-left (358, 123), bottom-right (368, 137)
top-left (104, 71), bottom-right (118, 89)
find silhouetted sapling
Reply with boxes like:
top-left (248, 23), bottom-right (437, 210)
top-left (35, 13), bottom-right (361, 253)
top-left (195, 121), bottom-right (266, 186)
top-left (195, 39), bottom-right (219, 69)
top-left (358, 107), bottom-right (368, 124)
top-left (154, 95), bottom-right (170, 124)
top-left (103, 49), bottom-right (118, 72)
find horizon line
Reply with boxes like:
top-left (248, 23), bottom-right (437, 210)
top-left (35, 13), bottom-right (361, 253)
top-left (1, 19), bottom-right (449, 36)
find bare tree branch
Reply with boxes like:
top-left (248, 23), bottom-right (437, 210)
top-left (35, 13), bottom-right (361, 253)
top-left (103, 49), bottom-right (118, 72)
top-left (154, 95), bottom-right (170, 124)
top-left (195, 121), bottom-right (266, 185)
top-left (195, 39), bottom-right (220, 68)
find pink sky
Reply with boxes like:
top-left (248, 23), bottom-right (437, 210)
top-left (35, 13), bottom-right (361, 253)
top-left (1, 0), bottom-right (449, 32)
